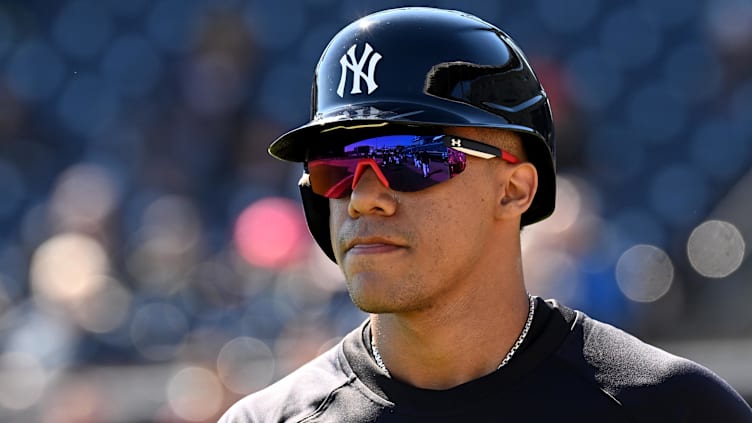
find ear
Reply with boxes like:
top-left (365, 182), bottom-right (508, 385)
top-left (495, 162), bottom-right (538, 221)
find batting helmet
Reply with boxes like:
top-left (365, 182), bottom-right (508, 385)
top-left (269, 7), bottom-right (556, 261)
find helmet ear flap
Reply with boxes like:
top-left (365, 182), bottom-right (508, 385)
top-left (299, 183), bottom-right (336, 262)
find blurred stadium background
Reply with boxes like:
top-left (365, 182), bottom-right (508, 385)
top-left (0, 0), bottom-right (750, 421)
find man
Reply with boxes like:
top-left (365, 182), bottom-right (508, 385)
top-left (220, 7), bottom-right (752, 422)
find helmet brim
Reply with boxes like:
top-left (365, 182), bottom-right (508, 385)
top-left (268, 100), bottom-right (543, 162)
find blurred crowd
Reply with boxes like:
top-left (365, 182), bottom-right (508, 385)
top-left (0, 0), bottom-right (750, 421)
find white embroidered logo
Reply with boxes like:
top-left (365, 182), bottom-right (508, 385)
top-left (337, 42), bottom-right (382, 98)
top-left (451, 138), bottom-right (462, 147)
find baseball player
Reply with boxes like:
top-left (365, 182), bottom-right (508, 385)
top-left (221, 7), bottom-right (752, 422)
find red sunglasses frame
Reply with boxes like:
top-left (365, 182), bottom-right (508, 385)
top-left (305, 134), bottom-right (520, 198)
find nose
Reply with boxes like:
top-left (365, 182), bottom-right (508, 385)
top-left (348, 160), bottom-right (398, 218)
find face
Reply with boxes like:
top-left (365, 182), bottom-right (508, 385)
top-left (328, 130), bottom-right (508, 314)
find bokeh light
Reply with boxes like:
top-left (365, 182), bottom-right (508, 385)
top-left (167, 366), bottom-right (224, 422)
top-left (687, 220), bottom-right (745, 278)
top-left (233, 197), bottom-right (309, 269)
top-left (30, 233), bottom-right (109, 308)
top-left (70, 276), bottom-right (132, 333)
top-left (40, 379), bottom-right (103, 423)
top-left (523, 248), bottom-right (582, 305)
top-left (706, 0), bottom-right (752, 53)
top-left (217, 336), bottom-right (275, 394)
top-left (0, 352), bottom-right (48, 410)
top-left (616, 244), bottom-right (674, 303)
top-left (530, 175), bottom-right (585, 234)
top-left (1, 304), bottom-right (76, 369)
top-left (126, 195), bottom-right (202, 293)
top-left (49, 163), bottom-right (119, 231)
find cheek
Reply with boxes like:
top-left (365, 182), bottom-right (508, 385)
top-left (414, 189), bottom-right (491, 264)
top-left (328, 199), bottom-right (350, 260)
top-left (328, 199), bottom-right (347, 229)
top-left (440, 184), bottom-right (495, 248)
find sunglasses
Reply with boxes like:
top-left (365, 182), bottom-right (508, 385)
top-left (305, 134), bottom-right (519, 198)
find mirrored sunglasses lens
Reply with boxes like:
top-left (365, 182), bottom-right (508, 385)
top-left (309, 159), bottom-right (359, 198)
top-left (309, 135), bottom-right (467, 198)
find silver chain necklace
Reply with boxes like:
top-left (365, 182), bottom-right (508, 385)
top-left (371, 294), bottom-right (536, 378)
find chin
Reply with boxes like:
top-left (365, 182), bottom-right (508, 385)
top-left (347, 290), bottom-right (393, 314)
top-left (344, 271), bottom-right (431, 313)
top-left (347, 286), bottom-right (432, 315)
top-left (347, 287), bottom-right (405, 314)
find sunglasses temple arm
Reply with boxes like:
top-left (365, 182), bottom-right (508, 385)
top-left (501, 150), bottom-right (520, 164)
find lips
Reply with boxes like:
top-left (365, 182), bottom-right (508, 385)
top-left (345, 236), bottom-right (407, 254)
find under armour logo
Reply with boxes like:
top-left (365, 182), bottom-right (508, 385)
top-left (451, 138), bottom-right (462, 147)
top-left (337, 42), bottom-right (382, 98)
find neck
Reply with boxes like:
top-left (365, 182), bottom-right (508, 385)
top-left (370, 281), bottom-right (531, 390)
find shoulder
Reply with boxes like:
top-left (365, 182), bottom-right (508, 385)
top-left (576, 312), bottom-right (752, 421)
top-left (578, 313), bottom-right (686, 382)
top-left (218, 342), bottom-right (354, 423)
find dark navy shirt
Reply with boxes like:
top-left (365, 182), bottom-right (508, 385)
top-left (220, 298), bottom-right (752, 422)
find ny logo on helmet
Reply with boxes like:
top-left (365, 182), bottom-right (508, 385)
top-left (337, 43), bottom-right (382, 98)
